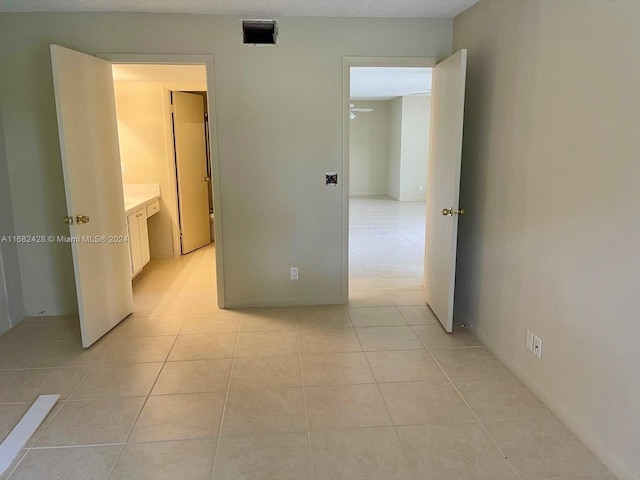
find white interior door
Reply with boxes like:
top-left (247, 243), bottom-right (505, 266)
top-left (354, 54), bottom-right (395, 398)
top-left (51, 45), bottom-right (133, 347)
top-left (424, 49), bottom-right (468, 333)
top-left (173, 92), bottom-right (211, 254)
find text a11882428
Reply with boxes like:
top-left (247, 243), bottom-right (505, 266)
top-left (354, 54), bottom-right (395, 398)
top-left (0, 235), bottom-right (129, 244)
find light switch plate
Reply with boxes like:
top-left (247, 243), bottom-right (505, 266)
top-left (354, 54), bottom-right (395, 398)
top-left (526, 330), bottom-right (534, 352)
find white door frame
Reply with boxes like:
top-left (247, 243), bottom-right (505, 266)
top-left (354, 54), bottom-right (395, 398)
top-left (0, 249), bottom-right (11, 333)
top-left (98, 53), bottom-right (226, 308)
top-left (341, 56), bottom-right (440, 303)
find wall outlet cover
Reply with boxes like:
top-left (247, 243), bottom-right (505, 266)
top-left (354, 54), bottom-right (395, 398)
top-left (533, 335), bottom-right (543, 359)
top-left (290, 267), bottom-right (299, 280)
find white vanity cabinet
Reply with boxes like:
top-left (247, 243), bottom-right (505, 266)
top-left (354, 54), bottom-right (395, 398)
top-left (127, 208), bottom-right (150, 277)
top-left (123, 184), bottom-right (160, 278)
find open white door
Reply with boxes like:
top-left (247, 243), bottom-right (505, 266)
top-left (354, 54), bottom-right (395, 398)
top-left (173, 92), bottom-right (211, 254)
top-left (424, 49), bottom-right (467, 333)
top-left (50, 45), bottom-right (133, 347)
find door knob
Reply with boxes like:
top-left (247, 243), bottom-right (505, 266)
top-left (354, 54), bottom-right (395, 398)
top-left (203, 176), bottom-right (211, 182)
top-left (442, 208), bottom-right (465, 217)
top-left (76, 215), bottom-right (90, 224)
top-left (63, 215), bottom-right (74, 224)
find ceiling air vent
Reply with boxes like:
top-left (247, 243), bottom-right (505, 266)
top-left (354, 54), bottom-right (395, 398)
top-left (242, 20), bottom-right (278, 46)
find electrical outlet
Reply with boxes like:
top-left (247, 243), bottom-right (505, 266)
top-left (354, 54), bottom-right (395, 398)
top-left (533, 335), bottom-right (543, 359)
top-left (290, 267), bottom-right (299, 280)
top-left (526, 330), bottom-right (534, 352)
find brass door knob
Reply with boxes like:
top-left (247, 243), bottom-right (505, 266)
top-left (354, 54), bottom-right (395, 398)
top-left (76, 215), bottom-right (90, 224)
top-left (63, 216), bottom-right (74, 224)
top-left (442, 208), bottom-right (465, 217)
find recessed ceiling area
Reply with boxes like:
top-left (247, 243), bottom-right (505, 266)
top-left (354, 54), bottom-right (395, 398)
top-left (0, 0), bottom-right (480, 18)
top-left (350, 67), bottom-right (432, 100)
top-left (111, 64), bottom-right (207, 87)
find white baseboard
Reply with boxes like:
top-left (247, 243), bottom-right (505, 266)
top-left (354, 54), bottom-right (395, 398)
top-left (467, 314), bottom-right (638, 480)
top-left (224, 296), bottom-right (345, 309)
top-left (24, 307), bottom-right (77, 317)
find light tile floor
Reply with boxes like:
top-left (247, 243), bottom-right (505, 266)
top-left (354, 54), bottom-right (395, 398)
top-left (0, 197), bottom-right (616, 479)
top-left (349, 196), bottom-right (428, 307)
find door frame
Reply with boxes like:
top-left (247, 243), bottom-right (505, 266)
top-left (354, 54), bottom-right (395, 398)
top-left (341, 56), bottom-right (440, 303)
top-left (98, 53), bottom-right (226, 308)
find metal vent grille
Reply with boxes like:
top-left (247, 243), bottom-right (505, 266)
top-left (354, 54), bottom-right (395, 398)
top-left (242, 20), bottom-right (278, 46)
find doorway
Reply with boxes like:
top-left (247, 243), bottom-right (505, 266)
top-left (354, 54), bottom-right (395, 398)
top-left (48, 48), bottom-right (222, 347)
top-left (103, 53), bottom-right (226, 310)
top-left (346, 63), bottom-right (433, 304)
top-left (111, 64), bottom-right (213, 261)
top-left (342, 53), bottom-right (468, 332)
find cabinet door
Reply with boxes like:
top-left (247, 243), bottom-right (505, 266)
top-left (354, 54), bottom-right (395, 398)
top-left (138, 209), bottom-right (150, 266)
top-left (127, 212), bottom-right (142, 276)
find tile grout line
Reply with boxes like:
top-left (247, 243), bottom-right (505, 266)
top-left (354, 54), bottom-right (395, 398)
top-left (414, 331), bottom-right (525, 480)
top-left (5, 323), bottom-right (124, 479)
top-left (208, 312), bottom-right (242, 480)
top-left (352, 315), bottom-right (421, 480)
top-left (294, 310), bottom-right (314, 480)
top-left (104, 326), bottom-right (180, 480)
top-left (2, 248), bottom-right (218, 477)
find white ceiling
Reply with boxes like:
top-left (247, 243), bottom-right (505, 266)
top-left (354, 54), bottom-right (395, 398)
top-left (112, 64), bottom-right (207, 85)
top-left (350, 67), bottom-right (432, 100)
top-left (0, 0), bottom-right (480, 18)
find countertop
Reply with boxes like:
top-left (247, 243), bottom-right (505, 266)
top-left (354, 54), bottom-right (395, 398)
top-left (123, 184), bottom-right (161, 217)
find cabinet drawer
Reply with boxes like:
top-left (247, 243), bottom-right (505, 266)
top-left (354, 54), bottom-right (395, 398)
top-left (146, 200), bottom-right (160, 218)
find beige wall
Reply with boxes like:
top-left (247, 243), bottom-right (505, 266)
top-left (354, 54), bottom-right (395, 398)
top-left (114, 77), bottom-right (207, 259)
top-left (387, 97), bottom-right (403, 199)
top-left (0, 13), bottom-right (452, 313)
top-left (0, 100), bottom-right (25, 333)
top-left (454, 1), bottom-right (640, 479)
top-left (387, 95), bottom-right (431, 201)
top-left (398, 95), bottom-right (430, 201)
top-left (349, 100), bottom-right (391, 196)
top-left (114, 82), bottom-right (175, 258)
top-left (113, 65), bottom-right (207, 259)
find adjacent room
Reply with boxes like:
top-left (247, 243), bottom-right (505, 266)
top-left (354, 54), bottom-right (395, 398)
top-left (348, 67), bottom-right (432, 304)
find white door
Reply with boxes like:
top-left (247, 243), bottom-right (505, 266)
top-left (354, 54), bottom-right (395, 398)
top-left (50, 45), bottom-right (133, 347)
top-left (127, 212), bottom-right (142, 276)
top-left (424, 49), bottom-right (468, 333)
top-left (173, 92), bottom-right (211, 254)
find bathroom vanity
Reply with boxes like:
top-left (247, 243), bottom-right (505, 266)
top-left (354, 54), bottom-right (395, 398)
top-left (123, 184), bottom-right (160, 278)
